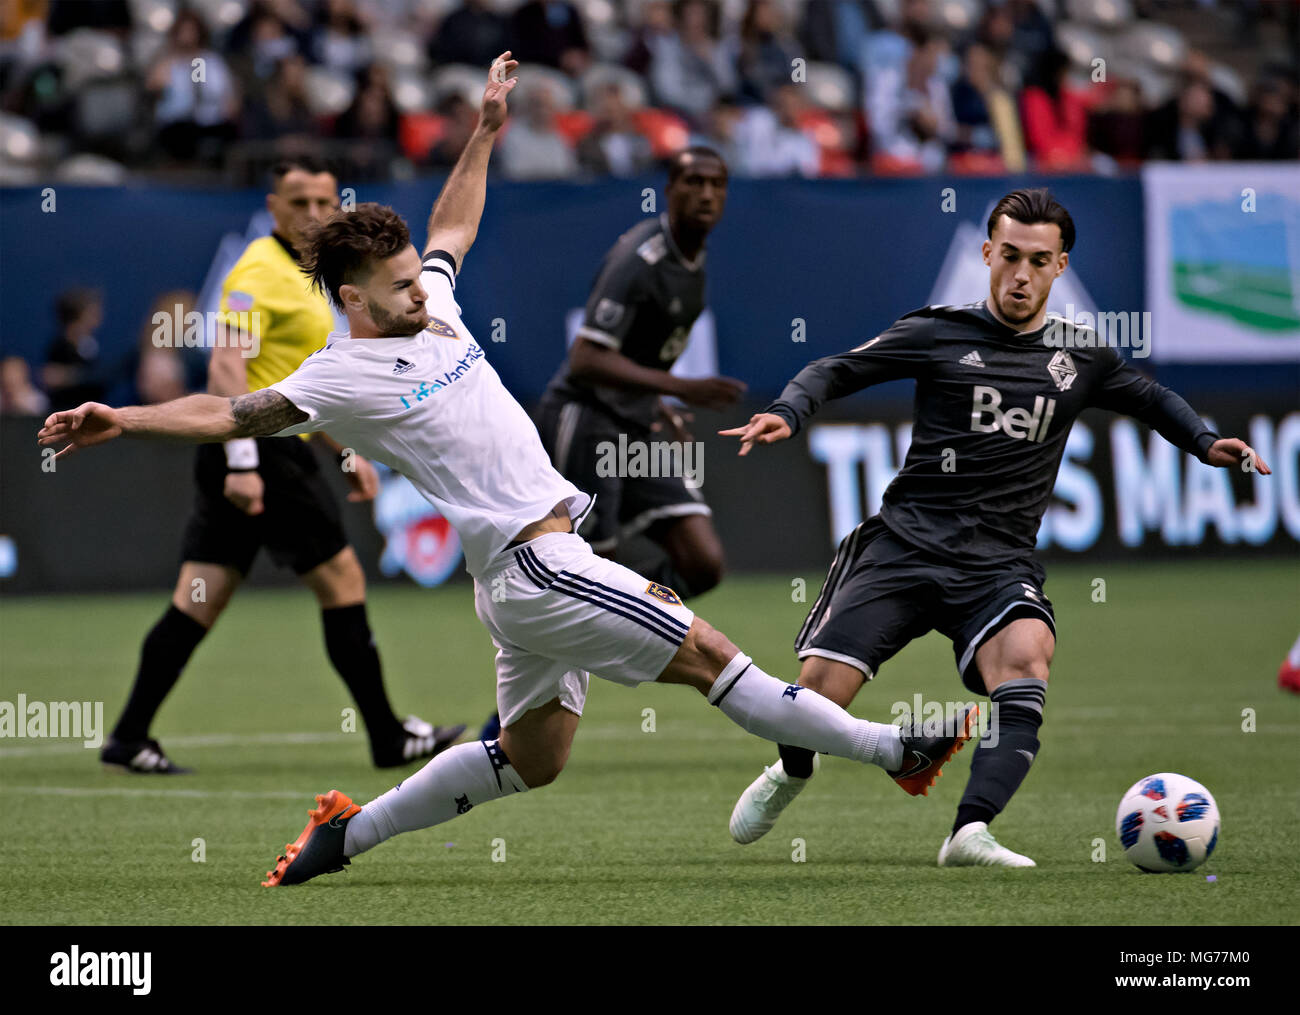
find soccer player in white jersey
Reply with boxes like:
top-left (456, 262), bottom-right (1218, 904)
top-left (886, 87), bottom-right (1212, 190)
top-left (38, 54), bottom-right (977, 886)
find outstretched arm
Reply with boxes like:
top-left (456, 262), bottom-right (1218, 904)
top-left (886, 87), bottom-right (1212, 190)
top-left (37, 390), bottom-right (308, 459)
top-left (424, 52), bottom-right (518, 266)
top-left (1091, 353), bottom-right (1271, 473)
top-left (720, 315), bottom-right (934, 455)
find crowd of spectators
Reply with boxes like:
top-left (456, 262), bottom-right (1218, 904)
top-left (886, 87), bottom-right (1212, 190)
top-left (0, 0), bottom-right (1295, 185)
top-left (0, 287), bottom-right (198, 417)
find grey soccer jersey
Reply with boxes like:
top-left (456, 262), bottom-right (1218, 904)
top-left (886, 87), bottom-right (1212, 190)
top-left (767, 301), bottom-right (1219, 566)
top-left (545, 213), bottom-right (707, 431)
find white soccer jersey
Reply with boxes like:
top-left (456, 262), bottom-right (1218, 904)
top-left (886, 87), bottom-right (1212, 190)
top-left (269, 249), bottom-right (591, 578)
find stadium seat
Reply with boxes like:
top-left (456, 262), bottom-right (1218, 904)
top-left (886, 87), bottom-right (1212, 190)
top-left (932, 0), bottom-right (981, 34)
top-left (74, 76), bottom-right (140, 144)
top-left (187, 0), bottom-right (250, 35)
top-left (0, 113), bottom-right (40, 164)
top-left (580, 64), bottom-right (649, 111)
top-left (802, 62), bottom-right (856, 113)
top-left (552, 109), bottom-right (596, 145)
top-left (391, 71), bottom-right (434, 115)
top-left (1117, 22), bottom-right (1187, 74)
top-left (57, 29), bottom-right (127, 92)
top-left (303, 66), bottom-right (356, 117)
top-left (574, 0), bottom-right (627, 63)
top-left (398, 113), bottom-right (445, 161)
top-left (1054, 22), bottom-right (1113, 74)
top-left (372, 29), bottom-right (430, 74)
top-left (130, 0), bottom-right (178, 34)
top-left (430, 64), bottom-right (487, 107)
top-left (55, 153), bottom-right (129, 184)
top-left (870, 151), bottom-right (925, 176)
top-left (1065, 0), bottom-right (1134, 30)
top-left (629, 108), bottom-right (690, 158)
top-left (948, 150), bottom-right (1007, 175)
top-left (130, 26), bottom-right (168, 70)
top-left (511, 64), bottom-right (579, 112)
top-left (1208, 63), bottom-right (1247, 107)
top-left (1127, 64), bottom-right (1176, 108)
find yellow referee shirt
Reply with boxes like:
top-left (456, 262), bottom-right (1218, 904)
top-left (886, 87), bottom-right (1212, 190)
top-left (216, 234), bottom-right (335, 393)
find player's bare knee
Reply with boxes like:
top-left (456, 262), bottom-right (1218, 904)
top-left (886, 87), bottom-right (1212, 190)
top-left (304, 549), bottom-right (366, 607)
top-left (506, 745), bottom-right (568, 788)
top-left (989, 654), bottom-right (1051, 688)
top-left (657, 618), bottom-right (738, 694)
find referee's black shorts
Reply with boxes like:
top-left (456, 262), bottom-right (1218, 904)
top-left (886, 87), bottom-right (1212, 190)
top-left (794, 516), bottom-right (1056, 696)
top-left (179, 436), bottom-right (349, 577)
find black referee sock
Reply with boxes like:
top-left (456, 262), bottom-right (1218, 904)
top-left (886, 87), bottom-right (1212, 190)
top-left (111, 605), bottom-right (209, 743)
top-left (952, 678), bottom-right (1047, 835)
top-left (321, 603), bottom-right (404, 744)
top-left (778, 743), bottom-right (817, 778)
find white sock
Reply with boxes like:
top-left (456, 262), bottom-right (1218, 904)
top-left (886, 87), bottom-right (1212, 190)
top-left (344, 740), bottom-right (528, 857)
top-left (708, 653), bottom-right (902, 769)
top-left (1288, 633), bottom-right (1300, 668)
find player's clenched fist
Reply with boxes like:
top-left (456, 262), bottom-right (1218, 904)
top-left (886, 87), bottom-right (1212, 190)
top-left (719, 413), bottom-right (792, 456)
top-left (224, 471), bottom-right (265, 516)
top-left (37, 402), bottom-right (123, 458)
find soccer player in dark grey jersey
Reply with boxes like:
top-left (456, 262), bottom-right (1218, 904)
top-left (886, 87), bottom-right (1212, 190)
top-left (721, 188), bottom-right (1271, 866)
top-left (538, 147), bottom-right (746, 600)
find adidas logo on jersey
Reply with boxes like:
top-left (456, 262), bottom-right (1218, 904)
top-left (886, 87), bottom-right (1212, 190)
top-left (970, 385), bottom-right (1056, 443)
top-left (960, 350), bottom-right (985, 368)
top-left (393, 357), bottom-right (415, 375)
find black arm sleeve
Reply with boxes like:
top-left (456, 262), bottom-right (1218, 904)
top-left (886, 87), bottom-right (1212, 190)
top-left (764, 314), bottom-right (935, 436)
top-left (1089, 349), bottom-right (1219, 462)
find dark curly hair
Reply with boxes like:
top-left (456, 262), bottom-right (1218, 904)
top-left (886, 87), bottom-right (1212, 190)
top-left (301, 202), bottom-right (411, 309)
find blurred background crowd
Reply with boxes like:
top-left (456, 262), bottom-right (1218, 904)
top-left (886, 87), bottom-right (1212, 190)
top-left (1, 0), bottom-right (1296, 417)
top-left (0, 0), bottom-right (1295, 189)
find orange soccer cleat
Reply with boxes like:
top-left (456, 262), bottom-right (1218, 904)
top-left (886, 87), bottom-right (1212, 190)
top-left (262, 790), bottom-right (361, 887)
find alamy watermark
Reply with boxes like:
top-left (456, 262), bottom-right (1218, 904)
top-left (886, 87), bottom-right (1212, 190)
top-left (890, 694), bottom-right (999, 747)
top-left (151, 304), bottom-right (261, 358)
top-left (0, 694), bottom-right (104, 748)
top-left (1044, 304), bottom-right (1151, 358)
top-left (595, 434), bottom-right (703, 489)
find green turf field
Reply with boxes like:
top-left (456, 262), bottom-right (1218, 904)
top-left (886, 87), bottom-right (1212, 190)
top-left (2, 560), bottom-right (1297, 925)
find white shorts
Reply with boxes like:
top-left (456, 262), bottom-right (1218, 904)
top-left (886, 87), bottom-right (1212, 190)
top-left (472, 531), bottom-right (697, 729)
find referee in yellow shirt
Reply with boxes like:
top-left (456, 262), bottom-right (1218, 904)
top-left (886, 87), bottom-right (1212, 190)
top-left (100, 156), bottom-right (464, 773)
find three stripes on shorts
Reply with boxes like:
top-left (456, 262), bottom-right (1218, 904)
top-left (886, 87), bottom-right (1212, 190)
top-left (514, 546), bottom-right (688, 646)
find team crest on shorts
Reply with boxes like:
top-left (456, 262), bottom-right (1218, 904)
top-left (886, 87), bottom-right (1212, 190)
top-left (645, 582), bottom-right (682, 605)
top-left (427, 316), bottom-right (459, 338)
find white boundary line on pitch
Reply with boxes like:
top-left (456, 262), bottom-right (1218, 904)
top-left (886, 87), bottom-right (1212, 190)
top-left (0, 731), bottom-right (347, 758)
top-left (1, 786), bottom-right (307, 799)
top-left (0, 724), bottom-right (734, 758)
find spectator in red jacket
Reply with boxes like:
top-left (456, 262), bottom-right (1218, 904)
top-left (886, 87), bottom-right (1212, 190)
top-left (1020, 47), bottom-right (1091, 171)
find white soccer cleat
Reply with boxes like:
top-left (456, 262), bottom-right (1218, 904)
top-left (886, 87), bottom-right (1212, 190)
top-left (937, 821), bottom-right (1037, 868)
top-left (729, 755), bottom-right (818, 844)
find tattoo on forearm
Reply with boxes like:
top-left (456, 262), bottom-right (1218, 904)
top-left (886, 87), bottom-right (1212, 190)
top-left (229, 390), bottom-right (308, 437)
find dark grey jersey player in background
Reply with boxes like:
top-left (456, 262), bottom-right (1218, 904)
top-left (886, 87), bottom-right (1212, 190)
top-left (537, 147), bottom-right (746, 600)
top-left (721, 187), bottom-right (1270, 867)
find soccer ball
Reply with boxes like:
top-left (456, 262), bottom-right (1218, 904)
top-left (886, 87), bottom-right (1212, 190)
top-left (1115, 773), bottom-right (1220, 873)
